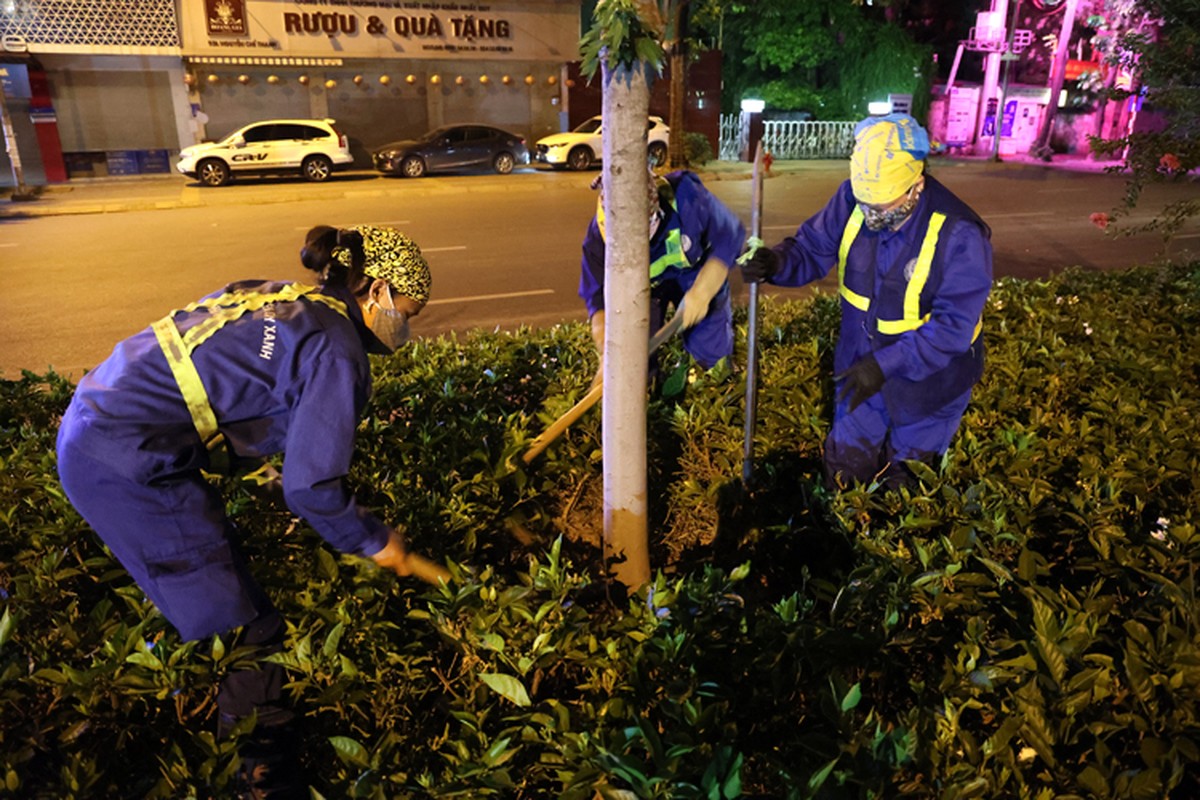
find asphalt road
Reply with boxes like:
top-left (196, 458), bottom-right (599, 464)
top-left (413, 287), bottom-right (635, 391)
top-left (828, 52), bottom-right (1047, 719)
top-left (2, 160), bottom-right (1197, 379)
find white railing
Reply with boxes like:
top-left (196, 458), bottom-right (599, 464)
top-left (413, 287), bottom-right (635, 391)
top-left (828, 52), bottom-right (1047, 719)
top-left (719, 115), bottom-right (856, 160)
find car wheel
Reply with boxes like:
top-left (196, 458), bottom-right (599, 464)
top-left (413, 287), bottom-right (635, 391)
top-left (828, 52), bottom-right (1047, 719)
top-left (302, 155), bottom-right (333, 182)
top-left (198, 158), bottom-right (231, 187)
top-left (648, 141), bottom-right (668, 168)
top-left (401, 156), bottom-right (426, 178)
top-left (493, 152), bottom-right (515, 174)
top-left (567, 146), bottom-right (593, 171)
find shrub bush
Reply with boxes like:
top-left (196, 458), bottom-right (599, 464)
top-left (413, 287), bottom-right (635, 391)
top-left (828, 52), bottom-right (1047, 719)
top-left (2, 262), bottom-right (1199, 798)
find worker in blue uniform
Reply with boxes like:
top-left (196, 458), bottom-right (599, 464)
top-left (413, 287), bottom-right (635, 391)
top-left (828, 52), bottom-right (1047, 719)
top-left (56, 224), bottom-right (433, 799)
top-left (742, 114), bottom-right (993, 488)
top-left (579, 166), bottom-right (746, 381)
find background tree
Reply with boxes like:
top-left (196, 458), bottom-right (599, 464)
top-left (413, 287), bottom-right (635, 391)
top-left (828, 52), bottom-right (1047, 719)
top-left (1089, 0), bottom-right (1198, 243)
top-left (693, 0), bottom-right (934, 120)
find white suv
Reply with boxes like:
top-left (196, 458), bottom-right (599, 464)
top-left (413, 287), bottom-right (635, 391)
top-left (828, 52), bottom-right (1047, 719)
top-left (177, 118), bottom-right (353, 187)
top-left (535, 115), bottom-right (670, 171)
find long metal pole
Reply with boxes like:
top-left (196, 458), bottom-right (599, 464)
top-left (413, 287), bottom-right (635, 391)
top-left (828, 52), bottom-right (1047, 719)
top-left (741, 141), bottom-right (764, 488)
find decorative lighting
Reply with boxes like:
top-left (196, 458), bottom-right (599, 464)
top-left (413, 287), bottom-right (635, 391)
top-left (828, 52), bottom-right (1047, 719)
top-left (207, 74), bottom-right (220, 84)
top-left (183, 73), bottom-right (196, 87)
top-left (238, 74), bottom-right (251, 85)
top-left (353, 74), bottom-right (364, 85)
top-left (324, 78), bottom-right (337, 89)
top-left (479, 75), bottom-right (490, 85)
top-left (405, 74), bottom-right (416, 84)
top-left (455, 75), bottom-right (465, 86)
top-left (298, 75), bottom-right (310, 85)
top-left (566, 79), bottom-right (576, 88)
top-left (430, 74), bottom-right (442, 85)
top-left (380, 75), bottom-right (392, 85)
top-left (267, 75), bottom-right (280, 84)
top-left (547, 75), bottom-right (557, 85)
top-left (501, 75), bottom-right (512, 85)
top-left (524, 74), bottom-right (535, 85)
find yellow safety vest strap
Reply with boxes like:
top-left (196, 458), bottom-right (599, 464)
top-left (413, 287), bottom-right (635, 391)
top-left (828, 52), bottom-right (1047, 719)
top-left (152, 316), bottom-right (219, 443)
top-left (177, 284), bottom-right (348, 353)
top-left (837, 208), bottom-right (870, 312)
top-left (154, 284), bottom-right (350, 457)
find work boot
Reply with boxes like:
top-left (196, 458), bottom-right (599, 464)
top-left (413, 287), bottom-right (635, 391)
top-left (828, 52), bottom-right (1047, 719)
top-left (233, 724), bottom-right (309, 799)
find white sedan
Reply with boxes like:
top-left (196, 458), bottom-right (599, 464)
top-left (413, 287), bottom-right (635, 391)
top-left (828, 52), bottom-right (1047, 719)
top-left (534, 115), bottom-right (670, 171)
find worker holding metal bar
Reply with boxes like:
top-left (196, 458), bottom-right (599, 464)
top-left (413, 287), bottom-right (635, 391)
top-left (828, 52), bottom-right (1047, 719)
top-left (742, 114), bottom-right (993, 489)
top-left (56, 224), bottom-right (443, 798)
top-left (580, 166), bottom-right (747, 385)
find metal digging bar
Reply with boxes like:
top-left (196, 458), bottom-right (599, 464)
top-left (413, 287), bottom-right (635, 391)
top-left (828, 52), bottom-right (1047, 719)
top-left (742, 141), bottom-right (765, 488)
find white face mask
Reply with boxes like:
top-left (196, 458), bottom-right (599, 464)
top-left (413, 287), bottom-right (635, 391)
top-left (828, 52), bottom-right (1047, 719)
top-left (367, 289), bottom-right (411, 352)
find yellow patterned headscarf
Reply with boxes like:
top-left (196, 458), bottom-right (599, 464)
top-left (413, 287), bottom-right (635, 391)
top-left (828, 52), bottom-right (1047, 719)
top-left (849, 114), bottom-right (929, 206)
top-left (334, 225), bottom-right (432, 304)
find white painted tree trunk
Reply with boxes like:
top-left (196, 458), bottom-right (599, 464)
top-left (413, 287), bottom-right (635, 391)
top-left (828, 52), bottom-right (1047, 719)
top-left (600, 58), bottom-right (653, 589)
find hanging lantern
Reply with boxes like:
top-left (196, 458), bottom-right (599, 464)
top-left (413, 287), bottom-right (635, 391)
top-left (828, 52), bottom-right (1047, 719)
top-left (524, 74), bottom-right (535, 85)
top-left (238, 74), bottom-right (251, 85)
top-left (479, 75), bottom-right (490, 85)
top-left (298, 75), bottom-right (310, 85)
top-left (501, 75), bottom-right (512, 85)
top-left (267, 75), bottom-right (280, 84)
top-left (405, 74), bottom-right (416, 84)
top-left (380, 74), bottom-right (392, 85)
top-left (207, 74), bottom-right (220, 84)
top-left (430, 74), bottom-right (442, 85)
top-left (324, 78), bottom-right (337, 89)
top-left (547, 75), bottom-right (557, 86)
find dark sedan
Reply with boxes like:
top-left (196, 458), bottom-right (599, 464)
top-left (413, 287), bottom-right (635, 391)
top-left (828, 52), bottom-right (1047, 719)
top-left (372, 124), bottom-right (531, 177)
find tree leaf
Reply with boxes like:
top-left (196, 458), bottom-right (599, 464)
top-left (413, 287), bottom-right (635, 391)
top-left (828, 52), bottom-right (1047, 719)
top-left (479, 672), bottom-right (531, 706)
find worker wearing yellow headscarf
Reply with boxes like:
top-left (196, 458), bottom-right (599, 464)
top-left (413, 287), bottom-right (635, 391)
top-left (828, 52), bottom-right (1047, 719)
top-left (742, 113), bottom-right (993, 489)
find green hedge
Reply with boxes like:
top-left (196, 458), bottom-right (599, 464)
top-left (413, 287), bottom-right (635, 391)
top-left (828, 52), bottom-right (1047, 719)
top-left (2, 263), bottom-right (1199, 798)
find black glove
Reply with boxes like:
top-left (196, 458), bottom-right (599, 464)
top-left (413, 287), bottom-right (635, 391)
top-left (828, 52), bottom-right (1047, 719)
top-left (836, 355), bottom-right (885, 411)
top-left (741, 246), bottom-right (779, 284)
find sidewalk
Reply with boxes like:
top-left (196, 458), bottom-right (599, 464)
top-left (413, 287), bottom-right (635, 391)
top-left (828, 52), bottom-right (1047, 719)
top-left (0, 154), bottom-right (1123, 219)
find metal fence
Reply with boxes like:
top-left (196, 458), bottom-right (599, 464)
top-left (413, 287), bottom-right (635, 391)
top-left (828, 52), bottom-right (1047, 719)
top-left (719, 115), bottom-right (856, 161)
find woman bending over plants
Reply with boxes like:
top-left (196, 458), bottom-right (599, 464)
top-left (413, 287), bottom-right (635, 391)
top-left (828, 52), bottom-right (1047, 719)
top-left (56, 224), bottom-right (439, 799)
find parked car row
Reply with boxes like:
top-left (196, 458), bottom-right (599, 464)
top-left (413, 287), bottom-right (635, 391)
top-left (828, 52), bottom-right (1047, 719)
top-left (176, 115), bottom-right (670, 187)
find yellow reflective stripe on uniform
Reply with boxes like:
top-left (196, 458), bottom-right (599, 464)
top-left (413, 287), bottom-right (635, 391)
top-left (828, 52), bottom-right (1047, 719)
top-left (176, 284), bottom-right (348, 352)
top-left (649, 227), bottom-right (688, 279)
top-left (154, 284), bottom-right (351, 449)
top-left (837, 207), bottom-right (870, 311)
top-left (151, 317), bottom-right (219, 442)
top-left (904, 213), bottom-right (945, 323)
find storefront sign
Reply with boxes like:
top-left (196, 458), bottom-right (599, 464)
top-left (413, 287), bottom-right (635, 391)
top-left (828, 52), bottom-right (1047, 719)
top-left (206, 0), bottom-right (249, 36)
top-left (179, 0), bottom-right (578, 61)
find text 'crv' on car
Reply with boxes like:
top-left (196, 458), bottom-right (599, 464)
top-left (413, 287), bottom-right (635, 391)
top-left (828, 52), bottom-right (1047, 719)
top-left (372, 124), bottom-right (530, 178)
top-left (176, 118), bottom-right (354, 187)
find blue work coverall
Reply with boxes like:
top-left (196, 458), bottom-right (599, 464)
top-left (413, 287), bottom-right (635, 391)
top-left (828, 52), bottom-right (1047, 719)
top-left (56, 280), bottom-right (392, 643)
top-left (580, 170), bottom-right (746, 368)
top-left (766, 175), bottom-right (993, 483)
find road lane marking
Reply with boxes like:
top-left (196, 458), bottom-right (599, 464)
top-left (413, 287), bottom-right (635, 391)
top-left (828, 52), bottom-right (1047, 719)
top-left (428, 288), bottom-right (554, 306)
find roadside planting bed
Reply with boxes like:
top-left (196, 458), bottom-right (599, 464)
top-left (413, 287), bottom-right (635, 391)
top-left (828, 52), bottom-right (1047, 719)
top-left (2, 262), bottom-right (1199, 798)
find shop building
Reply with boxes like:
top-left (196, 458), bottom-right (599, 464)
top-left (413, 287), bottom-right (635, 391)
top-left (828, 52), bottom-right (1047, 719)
top-left (1, 0), bottom-right (580, 181)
